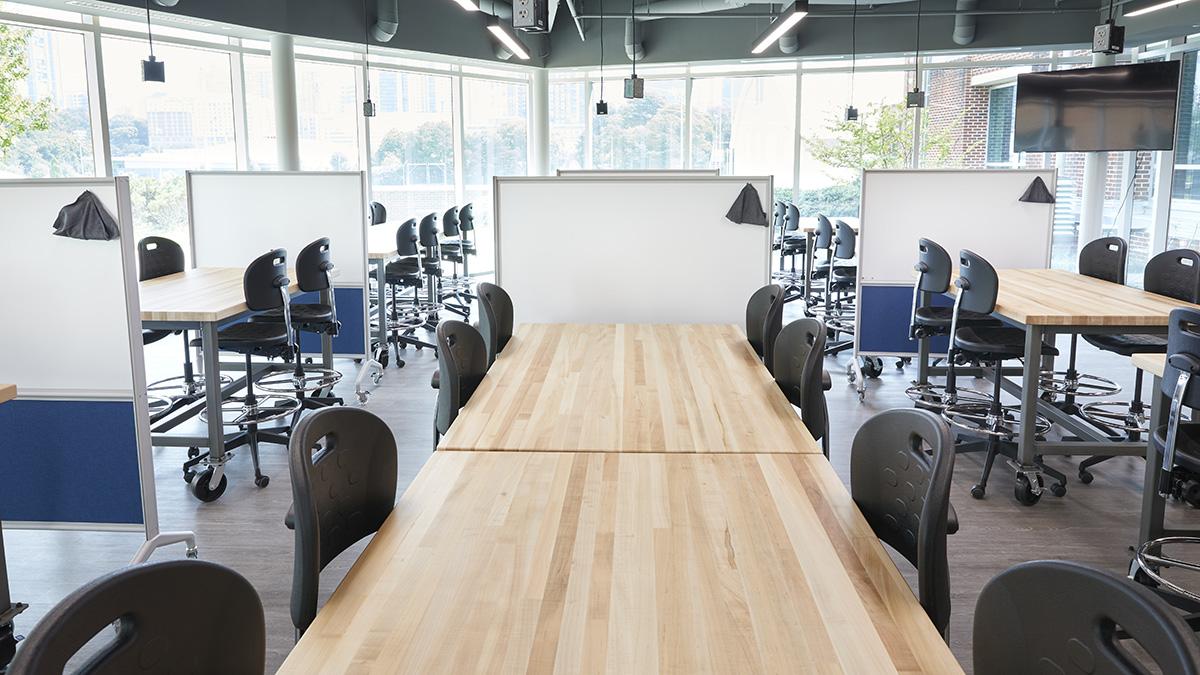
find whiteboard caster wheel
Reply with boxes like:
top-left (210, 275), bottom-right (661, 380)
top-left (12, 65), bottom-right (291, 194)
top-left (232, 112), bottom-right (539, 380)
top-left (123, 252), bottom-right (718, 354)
top-left (185, 546), bottom-right (199, 559)
top-left (858, 389), bottom-right (866, 403)
top-left (357, 391), bottom-right (370, 404)
top-left (192, 468), bottom-right (227, 502)
top-left (371, 373), bottom-right (383, 385)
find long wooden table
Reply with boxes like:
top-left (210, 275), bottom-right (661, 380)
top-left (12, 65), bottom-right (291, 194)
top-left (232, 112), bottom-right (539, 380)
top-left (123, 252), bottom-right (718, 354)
top-left (0, 385), bottom-right (22, 669)
top-left (0, 385), bottom-right (13, 406)
top-left (946, 268), bottom-right (1200, 504)
top-left (437, 323), bottom-right (819, 454)
top-left (278, 450), bottom-right (962, 674)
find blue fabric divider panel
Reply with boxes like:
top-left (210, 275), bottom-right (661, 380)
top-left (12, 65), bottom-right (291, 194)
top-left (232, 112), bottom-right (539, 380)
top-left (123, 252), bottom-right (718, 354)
top-left (0, 399), bottom-right (142, 525)
top-left (295, 287), bottom-right (366, 356)
top-left (858, 284), bottom-right (952, 356)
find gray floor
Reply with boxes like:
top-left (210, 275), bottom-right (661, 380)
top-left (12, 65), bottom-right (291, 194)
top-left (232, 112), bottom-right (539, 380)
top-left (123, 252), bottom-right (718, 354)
top-left (5, 316), bottom-right (1197, 673)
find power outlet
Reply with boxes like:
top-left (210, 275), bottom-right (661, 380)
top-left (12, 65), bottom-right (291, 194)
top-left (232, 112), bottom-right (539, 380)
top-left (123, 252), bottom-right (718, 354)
top-left (513, 0), bottom-right (548, 32)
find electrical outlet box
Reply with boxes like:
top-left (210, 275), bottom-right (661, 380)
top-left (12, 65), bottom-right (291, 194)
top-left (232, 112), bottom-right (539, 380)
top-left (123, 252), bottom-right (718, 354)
top-left (513, 0), bottom-right (548, 32)
top-left (1093, 20), bottom-right (1124, 55)
top-left (624, 75), bottom-right (644, 99)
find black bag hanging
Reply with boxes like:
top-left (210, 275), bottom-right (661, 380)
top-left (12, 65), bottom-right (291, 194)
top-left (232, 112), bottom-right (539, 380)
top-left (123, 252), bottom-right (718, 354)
top-left (725, 182), bottom-right (769, 226)
top-left (52, 190), bottom-right (120, 241)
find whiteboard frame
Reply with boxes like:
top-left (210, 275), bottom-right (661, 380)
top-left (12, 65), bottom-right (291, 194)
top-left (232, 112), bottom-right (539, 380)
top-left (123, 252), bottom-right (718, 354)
top-left (852, 167), bottom-right (1057, 360)
top-left (494, 174), bottom-right (772, 325)
top-left (556, 169), bottom-right (720, 177)
top-left (186, 170), bottom-right (371, 358)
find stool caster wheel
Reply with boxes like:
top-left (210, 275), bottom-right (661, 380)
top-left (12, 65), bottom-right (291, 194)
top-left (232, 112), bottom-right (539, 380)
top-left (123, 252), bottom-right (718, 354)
top-left (254, 475), bottom-right (270, 488)
top-left (187, 447), bottom-right (200, 459)
top-left (192, 468), bottom-right (227, 502)
top-left (1014, 474), bottom-right (1042, 506)
top-left (1050, 482), bottom-right (1067, 498)
top-left (185, 546), bottom-right (199, 559)
top-left (1078, 470), bottom-right (1094, 484)
top-left (970, 484), bottom-right (985, 499)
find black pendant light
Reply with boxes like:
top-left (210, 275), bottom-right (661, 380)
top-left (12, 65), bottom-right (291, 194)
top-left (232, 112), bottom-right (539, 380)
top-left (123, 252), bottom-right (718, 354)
top-left (624, 0), bottom-right (643, 99)
top-left (596, 0), bottom-right (608, 115)
top-left (141, 0), bottom-right (164, 82)
top-left (906, 0), bottom-right (926, 108)
top-left (845, 0), bottom-right (858, 121)
top-left (362, 0), bottom-right (376, 117)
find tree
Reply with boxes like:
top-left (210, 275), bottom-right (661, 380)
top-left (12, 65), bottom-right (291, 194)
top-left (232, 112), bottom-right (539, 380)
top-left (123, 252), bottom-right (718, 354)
top-left (0, 18), bottom-right (52, 156)
top-left (373, 121), bottom-right (453, 185)
top-left (806, 101), bottom-right (953, 173)
top-left (109, 114), bottom-right (150, 158)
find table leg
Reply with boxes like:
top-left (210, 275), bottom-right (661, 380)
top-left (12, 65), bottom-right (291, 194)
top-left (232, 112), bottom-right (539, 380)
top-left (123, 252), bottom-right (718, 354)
top-left (200, 321), bottom-right (226, 483)
top-left (1016, 324), bottom-right (1044, 469)
top-left (1138, 373), bottom-right (1169, 547)
top-left (803, 231), bottom-right (814, 309)
top-left (374, 259), bottom-right (387, 356)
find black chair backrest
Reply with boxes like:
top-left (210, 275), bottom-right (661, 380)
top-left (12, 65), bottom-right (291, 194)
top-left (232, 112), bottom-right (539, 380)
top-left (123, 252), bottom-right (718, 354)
top-left (243, 248), bottom-right (290, 312)
top-left (833, 220), bottom-right (856, 261)
top-left (369, 201), bottom-right (386, 226)
top-left (772, 318), bottom-right (828, 448)
top-left (477, 282), bottom-right (514, 366)
top-left (1161, 307), bottom-right (1200, 407)
top-left (396, 219), bottom-right (420, 257)
top-left (418, 213), bottom-right (439, 250)
top-left (288, 407), bottom-right (397, 635)
top-left (850, 408), bottom-right (955, 635)
top-left (814, 214), bottom-right (834, 250)
top-left (137, 236), bottom-right (184, 282)
top-left (295, 238), bottom-right (333, 293)
top-left (1145, 248), bottom-right (1200, 303)
top-left (435, 320), bottom-right (489, 435)
top-left (442, 206), bottom-right (461, 238)
top-left (8, 559), bottom-right (264, 674)
top-left (785, 202), bottom-right (801, 233)
top-left (954, 249), bottom-right (999, 316)
top-left (459, 203), bottom-right (475, 233)
top-left (973, 560), bottom-right (1200, 675)
top-left (1078, 236), bottom-right (1127, 285)
top-left (746, 284), bottom-right (785, 374)
top-left (773, 201), bottom-right (787, 235)
top-left (914, 238), bottom-right (953, 294)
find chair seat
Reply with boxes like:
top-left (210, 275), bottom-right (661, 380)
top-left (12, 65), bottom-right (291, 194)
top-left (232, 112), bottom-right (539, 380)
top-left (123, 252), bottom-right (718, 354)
top-left (955, 325), bottom-right (1059, 360)
top-left (914, 306), bottom-right (1002, 328)
top-left (386, 259), bottom-right (422, 286)
top-left (193, 321), bottom-right (291, 355)
top-left (1152, 424), bottom-right (1200, 473)
top-left (832, 266), bottom-right (856, 278)
top-left (250, 304), bottom-right (333, 323)
top-left (143, 329), bottom-right (173, 346)
top-left (1082, 333), bottom-right (1168, 357)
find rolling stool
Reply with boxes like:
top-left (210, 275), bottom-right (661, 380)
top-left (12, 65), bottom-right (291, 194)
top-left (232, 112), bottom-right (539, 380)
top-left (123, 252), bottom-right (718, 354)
top-left (1078, 248), bottom-right (1200, 482)
top-left (772, 202), bottom-right (806, 300)
top-left (184, 249), bottom-right (299, 501)
top-left (249, 238), bottom-right (344, 415)
top-left (438, 205), bottom-right (472, 316)
top-left (940, 250), bottom-right (1065, 505)
top-left (905, 238), bottom-right (1000, 410)
top-left (1131, 307), bottom-right (1200, 609)
top-left (459, 203), bottom-right (477, 284)
top-left (417, 212), bottom-right (454, 323)
top-left (805, 214), bottom-right (835, 316)
top-left (137, 237), bottom-right (231, 420)
top-left (1038, 238), bottom-right (1125, 414)
top-left (385, 219), bottom-right (436, 366)
top-left (818, 220), bottom-right (857, 359)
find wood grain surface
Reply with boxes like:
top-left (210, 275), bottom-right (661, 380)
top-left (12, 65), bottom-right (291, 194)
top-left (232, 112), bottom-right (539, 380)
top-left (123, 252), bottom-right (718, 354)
top-left (949, 268), bottom-right (1200, 327)
top-left (138, 267), bottom-right (299, 323)
top-left (1132, 353), bottom-right (1166, 378)
top-left (0, 384), bottom-right (14, 405)
top-left (437, 323), bottom-right (818, 454)
top-left (278, 450), bottom-right (961, 675)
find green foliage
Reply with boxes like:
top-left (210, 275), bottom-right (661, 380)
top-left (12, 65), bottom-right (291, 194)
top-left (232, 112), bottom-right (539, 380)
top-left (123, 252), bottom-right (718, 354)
top-left (793, 182), bottom-right (859, 219)
top-left (805, 101), bottom-right (954, 173)
top-left (592, 93), bottom-right (683, 169)
top-left (130, 175), bottom-right (187, 237)
top-left (0, 19), bottom-right (52, 156)
top-left (1, 106), bottom-right (92, 176)
top-left (464, 119), bottom-right (527, 181)
top-left (109, 114), bottom-right (150, 158)
top-left (373, 121), bottom-right (454, 184)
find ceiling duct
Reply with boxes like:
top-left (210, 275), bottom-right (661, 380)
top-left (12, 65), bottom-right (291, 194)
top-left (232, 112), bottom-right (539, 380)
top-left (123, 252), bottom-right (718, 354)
top-left (953, 0), bottom-right (978, 45)
top-left (625, 17), bottom-right (645, 61)
top-left (372, 0), bottom-right (399, 41)
top-left (152, 0), bottom-right (180, 6)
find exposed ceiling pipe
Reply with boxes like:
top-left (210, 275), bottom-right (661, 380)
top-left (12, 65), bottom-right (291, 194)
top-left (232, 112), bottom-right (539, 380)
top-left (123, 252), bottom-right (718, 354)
top-left (625, 17), bottom-right (645, 61)
top-left (372, 0), bottom-right (400, 42)
top-left (953, 0), bottom-right (978, 45)
top-left (778, 33), bottom-right (799, 53)
top-left (152, 0), bottom-right (180, 6)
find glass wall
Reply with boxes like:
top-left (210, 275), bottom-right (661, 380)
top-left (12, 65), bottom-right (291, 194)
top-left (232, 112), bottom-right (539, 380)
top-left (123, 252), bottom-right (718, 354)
top-left (0, 21), bottom-right (93, 178)
top-left (549, 80), bottom-right (586, 171)
top-left (690, 74), bottom-right (795, 200)
top-left (1171, 51), bottom-right (1200, 251)
top-left (463, 77), bottom-right (528, 274)
top-left (591, 78), bottom-right (685, 170)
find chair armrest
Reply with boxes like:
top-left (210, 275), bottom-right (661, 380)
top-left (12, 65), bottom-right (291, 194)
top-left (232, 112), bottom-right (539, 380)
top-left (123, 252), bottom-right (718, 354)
top-left (284, 505), bottom-right (295, 530)
top-left (946, 502), bottom-right (959, 535)
top-left (821, 370), bottom-right (832, 391)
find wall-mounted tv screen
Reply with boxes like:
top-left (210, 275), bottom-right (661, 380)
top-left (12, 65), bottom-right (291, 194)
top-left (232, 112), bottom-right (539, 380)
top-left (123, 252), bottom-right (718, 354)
top-left (1013, 61), bottom-right (1181, 153)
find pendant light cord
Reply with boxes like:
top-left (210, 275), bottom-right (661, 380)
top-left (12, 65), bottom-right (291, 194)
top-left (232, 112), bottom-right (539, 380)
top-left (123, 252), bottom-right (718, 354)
top-left (630, 0), bottom-right (636, 77)
top-left (913, 0), bottom-right (922, 87)
top-left (599, 0), bottom-right (605, 98)
top-left (849, 0), bottom-right (857, 104)
top-left (144, 0), bottom-right (154, 57)
top-left (362, 0), bottom-right (371, 101)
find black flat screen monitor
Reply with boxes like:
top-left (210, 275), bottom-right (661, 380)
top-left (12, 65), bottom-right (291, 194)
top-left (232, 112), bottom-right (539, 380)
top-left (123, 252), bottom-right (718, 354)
top-left (1013, 61), bottom-right (1181, 153)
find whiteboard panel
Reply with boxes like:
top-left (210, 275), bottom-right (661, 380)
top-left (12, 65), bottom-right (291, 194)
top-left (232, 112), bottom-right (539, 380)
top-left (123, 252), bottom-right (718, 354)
top-left (496, 176), bottom-right (771, 325)
top-left (0, 179), bottom-right (135, 395)
top-left (859, 169), bottom-right (1056, 284)
top-left (189, 171), bottom-right (367, 281)
top-left (556, 169), bottom-right (720, 177)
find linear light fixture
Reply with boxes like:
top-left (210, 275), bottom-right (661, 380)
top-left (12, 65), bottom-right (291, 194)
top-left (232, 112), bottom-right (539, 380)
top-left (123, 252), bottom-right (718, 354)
top-left (450, 0), bottom-right (481, 10)
top-left (1125, 0), bottom-right (1192, 16)
top-left (488, 17), bottom-right (531, 60)
top-left (750, 1), bottom-right (808, 55)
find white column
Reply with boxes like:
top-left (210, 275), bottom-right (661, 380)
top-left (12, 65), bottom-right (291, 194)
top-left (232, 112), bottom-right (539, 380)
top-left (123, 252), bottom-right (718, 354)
top-left (1078, 51), bottom-right (1117, 244)
top-left (529, 68), bottom-right (550, 176)
top-left (271, 34), bottom-right (301, 171)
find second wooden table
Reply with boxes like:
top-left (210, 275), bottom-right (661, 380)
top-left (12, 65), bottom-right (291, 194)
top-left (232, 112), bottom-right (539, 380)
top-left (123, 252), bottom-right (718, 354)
top-left (437, 323), bottom-right (819, 454)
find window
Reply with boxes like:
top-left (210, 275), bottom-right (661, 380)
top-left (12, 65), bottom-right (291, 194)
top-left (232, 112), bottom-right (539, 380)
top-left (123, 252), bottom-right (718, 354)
top-left (549, 80), bottom-right (585, 171)
top-left (463, 77), bottom-right (529, 274)
top-left (1170, 52), bottom-right (1200, 253)
top-left (367, 69), bottom-right (455, 231)
top-left (102, 36), bottom-right (237, 247)
top-left (986, 86), bottom-right (1015, 167)
top-left (690, 75), bottom-right (796, 201)
top-left (0, 21), bottom-right (94, 178)
top-left (243, 54), bottom-right (276, 169)
top-left (591, 78), bottom-right (685, 170)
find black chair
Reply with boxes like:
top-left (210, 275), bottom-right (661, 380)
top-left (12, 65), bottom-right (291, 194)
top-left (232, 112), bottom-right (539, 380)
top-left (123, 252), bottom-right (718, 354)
top-left (287, 406), bottom-right (397, 637)
top-left (1076, 249), bottom-right (1200, 483)
top-left (806, 214), bottom-right (835, 313)
top-left (369, 201), bottom-right (387, 226)
top-left (940, 249), bottom-right (1065, 505)
top-left (773, 318), bottom-right (831, 456)
top-left (439, 205), bottom-right (472, 315)
top-left (772, 202), bottom-right (805, 298)
top-left (384, 219), bottom-right (437, 365)
top-left (7, 560), bottom-right (265, 674)
top-left (251, 238), bottom-right (344, 412)
top-left (746, 284), bottom-right (785, 374)
top-left (184, 249), bottom-right (299, 501)
top-left (478, 282), bottom-right (514, 366)
top-left (973, 560), bottom-right (1200, 675)
top-left (138, 237), bottom-right (230, 419)
top-left (850, 408), bottom-right (956, 636)
top-left (459, 202), bottom-right (478, 272)
top-left (433, 320), bottom-right (488, 450)
top-left (905, 238), bottom-right (1001, 410)
top-left (1039, 237), bottom-right (1126, 413)
top-left (418, 212), bottom-right (462, 321)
